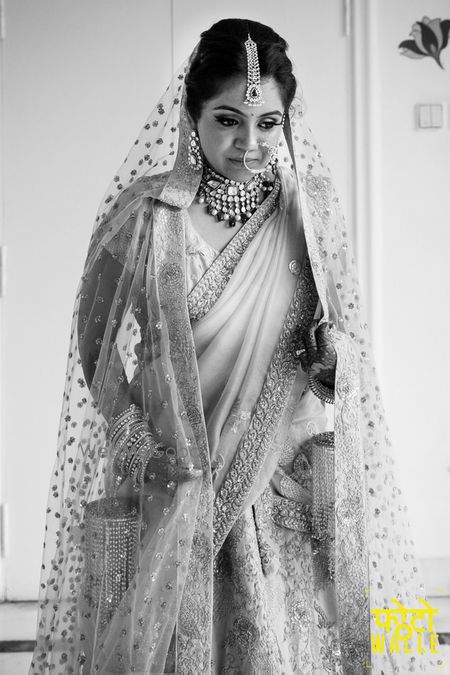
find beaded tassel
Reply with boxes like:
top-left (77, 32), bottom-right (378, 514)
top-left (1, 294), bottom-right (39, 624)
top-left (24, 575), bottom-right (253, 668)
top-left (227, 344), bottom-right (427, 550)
top-left (83, 498), bottom-right (140, 632)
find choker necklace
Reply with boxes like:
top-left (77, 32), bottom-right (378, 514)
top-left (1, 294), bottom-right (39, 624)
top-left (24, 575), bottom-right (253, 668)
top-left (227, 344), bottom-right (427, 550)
top-left (197, 162), bottom-right (276, 228)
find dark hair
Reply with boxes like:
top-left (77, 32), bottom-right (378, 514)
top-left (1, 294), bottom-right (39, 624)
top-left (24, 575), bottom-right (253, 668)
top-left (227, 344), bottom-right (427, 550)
top-left (185, 18), bottom-right (296, 123)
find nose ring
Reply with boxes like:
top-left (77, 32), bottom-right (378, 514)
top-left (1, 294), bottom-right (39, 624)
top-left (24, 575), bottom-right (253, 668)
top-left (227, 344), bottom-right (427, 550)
top-left (243, 150), bottom-right (261, 174)
top-left (243, 142), bottom-right (279, 174)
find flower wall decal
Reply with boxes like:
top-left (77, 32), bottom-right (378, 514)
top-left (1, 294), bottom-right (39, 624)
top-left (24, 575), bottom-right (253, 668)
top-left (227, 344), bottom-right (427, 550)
top-left (399, 16), bottom-right (450, 69)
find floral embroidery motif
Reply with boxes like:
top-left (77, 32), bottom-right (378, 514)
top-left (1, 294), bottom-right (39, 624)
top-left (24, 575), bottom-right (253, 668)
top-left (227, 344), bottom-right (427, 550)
top-left (228, 402), bottom-right (252, 433)
top-left (271, 494), bottom-right (312, 532)
top-left (304, 173), bottom-right (332, 221)
top-left (314, 601), bottom-right (343, 673)
top-left (279, 436), bottom-right (296, 465)
top-left (211, 454), bottom-right (225, 480)
top-left (279, 473), bottom-right (308, 502)
top-left (298, 171), bottom-right (331, 317)
top-left (288, 599), bottom-right (310, 629)
top-left (305, 419), bottom-right (319, 436)
top-left (292, 451), bottom-right (313, 491)
top-left (260, 485), bottom-right (312, 534)
top-left (186, 244), bottom-right (214, 258)
top-left (212, 504), bottom-right (344, 673)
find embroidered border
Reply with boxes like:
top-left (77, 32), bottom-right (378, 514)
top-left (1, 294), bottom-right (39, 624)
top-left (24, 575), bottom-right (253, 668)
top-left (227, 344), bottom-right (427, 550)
top-left (154, 204), bottom-right (215, 671)
top-left (271, 493), bottom-right (312, 532)
top-left (213, 258), bottom-right (318, 554)
top-left (187, 178), bottom-right (281, 322)
top-left (332, 332), bottom-right (370, 672)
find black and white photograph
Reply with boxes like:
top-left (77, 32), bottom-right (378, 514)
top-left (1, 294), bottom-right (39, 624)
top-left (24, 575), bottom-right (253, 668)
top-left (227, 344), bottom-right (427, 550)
top-left (0, 1), bottom-right (449, 673)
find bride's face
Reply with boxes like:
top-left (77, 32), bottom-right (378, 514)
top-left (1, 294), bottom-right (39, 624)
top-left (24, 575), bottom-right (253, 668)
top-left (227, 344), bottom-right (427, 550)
top-left (196, 76), bottom-right (285, 182)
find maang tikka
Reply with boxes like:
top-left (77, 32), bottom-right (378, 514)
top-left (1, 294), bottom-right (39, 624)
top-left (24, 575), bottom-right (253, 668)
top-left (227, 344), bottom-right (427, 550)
top-left (244, 35), bottom-right (264, 106)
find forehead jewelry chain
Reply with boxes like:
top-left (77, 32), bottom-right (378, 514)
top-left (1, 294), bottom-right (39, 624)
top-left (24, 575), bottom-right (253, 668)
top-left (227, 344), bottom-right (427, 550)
top-left (197, 162), bottom-right (275, 228)
top-left (244, 35), bottom-right (264, 106)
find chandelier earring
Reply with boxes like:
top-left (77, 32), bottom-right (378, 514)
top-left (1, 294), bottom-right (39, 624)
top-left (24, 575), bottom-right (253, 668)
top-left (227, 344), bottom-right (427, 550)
top-left (259, 141), bottom-right (279, 174)
top-left (188, 130), bottom-right (203, 171)
top-left (267, 142), bottom-right (279, 168)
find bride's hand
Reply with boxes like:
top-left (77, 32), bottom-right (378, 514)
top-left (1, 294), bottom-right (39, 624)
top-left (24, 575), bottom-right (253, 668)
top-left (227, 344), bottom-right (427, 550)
top-left (298, 321), bottom-right (337, 389)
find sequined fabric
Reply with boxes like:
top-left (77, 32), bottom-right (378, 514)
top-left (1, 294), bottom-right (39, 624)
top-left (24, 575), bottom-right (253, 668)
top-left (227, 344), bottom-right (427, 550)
top-left (212, 505), bottom-right (343, 674)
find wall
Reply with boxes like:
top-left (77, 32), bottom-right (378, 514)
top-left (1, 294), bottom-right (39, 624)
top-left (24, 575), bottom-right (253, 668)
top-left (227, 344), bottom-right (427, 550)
top-left (368, 0), bottom-right (450, 558)
top-left (1, 0), bottom-right (172, 599)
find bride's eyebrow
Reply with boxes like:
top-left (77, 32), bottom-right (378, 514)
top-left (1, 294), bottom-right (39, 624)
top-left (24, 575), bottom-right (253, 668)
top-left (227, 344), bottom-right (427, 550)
top-left (212, 105), bottom-right (283, 117)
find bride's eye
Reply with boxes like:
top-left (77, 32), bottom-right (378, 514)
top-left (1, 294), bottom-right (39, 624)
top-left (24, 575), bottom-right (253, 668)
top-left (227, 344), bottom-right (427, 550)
top-left (259, 120), bottom-right (281, 130)
top-left (215, 116), bottom-right (238, 127)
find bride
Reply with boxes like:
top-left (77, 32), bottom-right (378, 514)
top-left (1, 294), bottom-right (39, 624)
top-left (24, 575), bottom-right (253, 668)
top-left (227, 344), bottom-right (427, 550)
top-left (30, 17), bottom-right (437, 675)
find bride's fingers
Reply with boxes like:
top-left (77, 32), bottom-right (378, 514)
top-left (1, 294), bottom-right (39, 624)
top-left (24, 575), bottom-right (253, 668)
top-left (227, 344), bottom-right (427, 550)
top-left (296, 334), bottom-right (309, 371)
top-left (303, 321), bottom-right (318, 353)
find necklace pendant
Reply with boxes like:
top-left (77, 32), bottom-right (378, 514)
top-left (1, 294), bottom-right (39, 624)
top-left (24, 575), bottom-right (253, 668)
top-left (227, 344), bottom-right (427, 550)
top-left (198, 162), bottom-right (275, 229)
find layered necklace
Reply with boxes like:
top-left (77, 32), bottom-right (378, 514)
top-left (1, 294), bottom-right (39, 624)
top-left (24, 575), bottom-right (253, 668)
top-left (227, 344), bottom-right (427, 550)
top-left (197, 161), bottom-right (276, 228)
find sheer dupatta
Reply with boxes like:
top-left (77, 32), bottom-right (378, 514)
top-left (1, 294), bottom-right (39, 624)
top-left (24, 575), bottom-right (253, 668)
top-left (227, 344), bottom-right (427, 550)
top-left (30, 61), bottom-right (215, 674)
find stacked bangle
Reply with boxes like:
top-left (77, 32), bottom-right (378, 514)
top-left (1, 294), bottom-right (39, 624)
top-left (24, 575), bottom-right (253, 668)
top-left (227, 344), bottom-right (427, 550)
top-left (108, 403), bottom-right (168, 490)
top-left (308, 374), bottom-right (335, 405)
top-left (109, 406), bottom-right (143, 445)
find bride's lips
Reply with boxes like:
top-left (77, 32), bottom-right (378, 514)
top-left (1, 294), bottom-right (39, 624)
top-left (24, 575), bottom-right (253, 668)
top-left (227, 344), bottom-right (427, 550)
top-left (228, 156), bottom-right (260, 165)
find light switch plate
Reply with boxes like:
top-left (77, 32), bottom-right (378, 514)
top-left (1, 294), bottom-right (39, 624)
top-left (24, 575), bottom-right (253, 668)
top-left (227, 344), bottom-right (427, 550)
top-left (430, 104), bottom-right (443, 128)
top-left (418, 104), bottom-right (431, 128)
top-left (416, 103), bottom-right (444, 129)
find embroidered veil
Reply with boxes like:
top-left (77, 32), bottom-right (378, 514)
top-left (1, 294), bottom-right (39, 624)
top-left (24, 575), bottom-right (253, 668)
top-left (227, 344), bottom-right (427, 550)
top-left (30, 39), bottom-right (440, 675)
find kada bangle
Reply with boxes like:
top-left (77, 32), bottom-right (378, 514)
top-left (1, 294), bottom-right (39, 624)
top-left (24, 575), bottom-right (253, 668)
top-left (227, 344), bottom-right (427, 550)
top-left (308, 374), bottom-right (335, 405)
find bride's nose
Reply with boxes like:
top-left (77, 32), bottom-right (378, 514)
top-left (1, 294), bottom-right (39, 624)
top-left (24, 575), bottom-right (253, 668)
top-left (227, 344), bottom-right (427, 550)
top-left (234, 124), bottom-right (259, 151)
